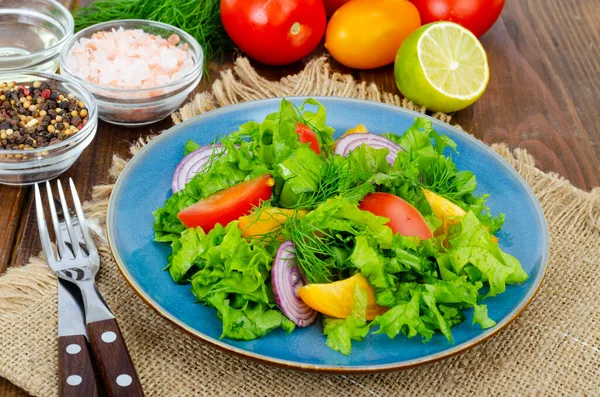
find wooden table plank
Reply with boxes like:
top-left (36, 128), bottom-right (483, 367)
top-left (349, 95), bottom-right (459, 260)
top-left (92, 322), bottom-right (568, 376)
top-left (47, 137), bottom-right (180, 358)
top-left (459, 0), bottom-right (600, 190)
top-left (0, 381), bottom-right (31, 397)
top-left (0, 186), bottom-right (28, 273)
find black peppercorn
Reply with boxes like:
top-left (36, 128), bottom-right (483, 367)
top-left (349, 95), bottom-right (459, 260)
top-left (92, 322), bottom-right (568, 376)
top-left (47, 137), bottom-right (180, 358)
top-left (0, 81), bottom-right (88, 151)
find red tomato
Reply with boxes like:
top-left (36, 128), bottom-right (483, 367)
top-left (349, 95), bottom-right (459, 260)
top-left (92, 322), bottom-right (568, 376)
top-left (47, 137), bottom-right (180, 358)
top-left (178, 174), bottom-right (274, 231)
top-left (296, 123), bottom-right (320, 154)
top-left (220, 0), bottom-right (326, 66)
top-left (409, 0), bottom-right (505, 37)
top-left (359, 192), bottom-right (433, 240)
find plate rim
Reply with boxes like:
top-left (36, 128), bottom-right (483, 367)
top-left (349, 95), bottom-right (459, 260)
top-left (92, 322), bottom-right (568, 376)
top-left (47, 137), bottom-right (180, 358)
top-left (107, 96), bottom-right (549, 373)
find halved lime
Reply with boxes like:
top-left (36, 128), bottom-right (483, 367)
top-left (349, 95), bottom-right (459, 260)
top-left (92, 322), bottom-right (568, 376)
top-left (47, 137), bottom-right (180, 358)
top-left (394, 22), bottom-right (490, 113)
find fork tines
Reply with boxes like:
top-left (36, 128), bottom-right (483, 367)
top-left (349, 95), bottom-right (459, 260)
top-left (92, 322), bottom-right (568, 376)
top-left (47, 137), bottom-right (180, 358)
top-left (34, 178), bottom-right (97, 266)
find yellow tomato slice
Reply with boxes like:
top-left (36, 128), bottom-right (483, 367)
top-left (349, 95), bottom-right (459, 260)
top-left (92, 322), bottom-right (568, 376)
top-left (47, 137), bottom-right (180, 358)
top-left (238, 207), bottom-right (307, 240)
top-left (333, 124), bottom-right (368, 150)
top-left (422, 187), bottom-right (498, 243)
top-left (298, 274), bottom-right (388, 320)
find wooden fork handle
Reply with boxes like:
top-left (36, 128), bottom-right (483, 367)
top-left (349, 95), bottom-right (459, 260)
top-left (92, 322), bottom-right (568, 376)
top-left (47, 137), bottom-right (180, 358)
top-left (87, 319), bottom-right (144, 397)
top-left (59, 334), bottom-right (99, 397)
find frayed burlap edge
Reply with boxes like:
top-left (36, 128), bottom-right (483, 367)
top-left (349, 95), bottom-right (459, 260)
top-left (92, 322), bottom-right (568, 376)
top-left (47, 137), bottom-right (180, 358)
top-left (172, 56), bottom-right (456, 126)
top-left (1, 56), bottom-right (599, 396)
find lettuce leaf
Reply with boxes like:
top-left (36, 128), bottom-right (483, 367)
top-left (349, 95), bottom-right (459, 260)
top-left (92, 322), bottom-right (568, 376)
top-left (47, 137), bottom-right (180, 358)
top-left (322, 284), bottom-right (371, 355)
top-left (168, 226), bottom-right (206, 282)
top-left (437, 211), bottom-right (528, 297)
top-left (277, 146), bottom-right (326, 207)
top-left (208, 295), bottom-right (295, 340)
top-left (189, 222), bottom-right (274, 306)
top-left (373, 276), bottom-right (495, 343)
top-left (347, 144), bottom-right (391, 176)
top-left (349, 236), bottom-right (395, 307)
top-left (160, 222), bottom-right (293, 340)
top-left (372, 290), bottom-right (433, 340)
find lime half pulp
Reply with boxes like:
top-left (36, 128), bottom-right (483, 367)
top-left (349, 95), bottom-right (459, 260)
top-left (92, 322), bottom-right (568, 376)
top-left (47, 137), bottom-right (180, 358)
top-left (394, 22), bottom-right (490, 113)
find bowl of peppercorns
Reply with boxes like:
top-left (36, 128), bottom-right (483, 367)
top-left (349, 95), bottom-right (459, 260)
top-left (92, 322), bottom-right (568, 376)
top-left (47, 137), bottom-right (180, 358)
top-left (0, 71), bottom-right (98, 185)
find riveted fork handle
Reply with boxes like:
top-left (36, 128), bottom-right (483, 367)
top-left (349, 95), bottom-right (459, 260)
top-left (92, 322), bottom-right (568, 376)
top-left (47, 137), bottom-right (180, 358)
top-left (58, 334), bottom-right (99, 397)
top-left (87, 319), bottom-right (144, 397)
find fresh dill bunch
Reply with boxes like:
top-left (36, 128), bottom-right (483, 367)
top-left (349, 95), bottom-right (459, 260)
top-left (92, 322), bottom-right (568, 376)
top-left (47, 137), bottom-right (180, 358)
top-left (285, 216), bottom-right (337, 284)
top-left (72, 0), bottom-right (232, 62)
top-left (420, 156), bottom-right (475, 203)
top-left (288, 155), bottom-right (375, 210)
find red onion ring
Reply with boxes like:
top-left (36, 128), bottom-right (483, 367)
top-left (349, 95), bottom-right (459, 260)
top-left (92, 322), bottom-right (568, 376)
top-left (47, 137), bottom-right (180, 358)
top-left (171, 144), bottom-right (240, 193)
top-left (271, 241), bottom-right (317, 327)
top-left (334, 133), bottom-right (405, 165)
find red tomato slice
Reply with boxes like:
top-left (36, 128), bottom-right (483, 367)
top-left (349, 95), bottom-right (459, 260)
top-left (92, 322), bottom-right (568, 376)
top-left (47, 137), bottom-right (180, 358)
top-left (296, 123), bottom-right (321, 154)
top-left (359, 192), bottom-right (433, 240)
top-left (178, 174), bottom-right (274, 231)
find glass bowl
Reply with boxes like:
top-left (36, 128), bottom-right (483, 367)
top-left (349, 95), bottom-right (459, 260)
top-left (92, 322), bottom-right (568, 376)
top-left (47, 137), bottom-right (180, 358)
top-left (0, 72), bottom-right (98, 186)
top-left (0, 0), bottom-right (74, 73)
top-left (59, 20), bottom-right (203, 127)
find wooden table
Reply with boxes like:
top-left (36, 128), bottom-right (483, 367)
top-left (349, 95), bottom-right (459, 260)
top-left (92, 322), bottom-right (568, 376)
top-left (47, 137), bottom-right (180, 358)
top-left (2, 0), bottom-right (599, 395)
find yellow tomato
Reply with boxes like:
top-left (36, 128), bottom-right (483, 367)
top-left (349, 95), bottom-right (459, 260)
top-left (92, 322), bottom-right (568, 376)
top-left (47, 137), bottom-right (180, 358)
top-left (298, 274), bottom-right (388, 320)
top-left (341, 123), bottom-right (368, 137)
top-left (238, 207), bottom-right (307, 240)
top-left (422, 187), bottom-right (498, 244)
top-left (333, 123), bottom-right (368, 150)
top-left (325, 0), bottom-right (421, 69)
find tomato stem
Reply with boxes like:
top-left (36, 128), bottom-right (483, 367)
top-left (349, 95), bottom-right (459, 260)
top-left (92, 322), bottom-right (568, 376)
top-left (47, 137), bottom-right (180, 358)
top-left (290, 22), bottom-right (301, 35)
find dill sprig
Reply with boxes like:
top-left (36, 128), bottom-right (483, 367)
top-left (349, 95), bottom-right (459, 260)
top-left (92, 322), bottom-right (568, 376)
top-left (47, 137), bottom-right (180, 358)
top-left (72, 0), bottom-right (232, 62)
top-left (240, 201), bottom-right (285, 246)
top-left (288, 155), bottom-right (376, 210)
top-left (285, 217), bottom-right (337, 284)
top-left (419, 156), bottom-right (470, 203)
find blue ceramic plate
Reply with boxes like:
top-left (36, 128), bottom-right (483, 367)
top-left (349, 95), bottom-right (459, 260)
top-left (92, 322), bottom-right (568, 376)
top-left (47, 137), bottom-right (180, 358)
top-left (107, 97), bottom-right (548, 372)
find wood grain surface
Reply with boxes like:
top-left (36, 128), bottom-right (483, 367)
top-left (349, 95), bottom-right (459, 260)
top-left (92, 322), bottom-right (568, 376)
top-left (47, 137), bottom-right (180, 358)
top-left (2, 0), bottom-right (599, 395)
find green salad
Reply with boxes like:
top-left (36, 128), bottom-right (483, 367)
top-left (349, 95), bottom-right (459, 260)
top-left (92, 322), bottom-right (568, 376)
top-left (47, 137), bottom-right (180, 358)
top-left (153, 98), bottom-right (528, 355)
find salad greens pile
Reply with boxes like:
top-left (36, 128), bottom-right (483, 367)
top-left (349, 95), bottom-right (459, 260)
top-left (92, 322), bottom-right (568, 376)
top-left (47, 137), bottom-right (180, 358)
top-left (153, 98), bottom-right (528, 355)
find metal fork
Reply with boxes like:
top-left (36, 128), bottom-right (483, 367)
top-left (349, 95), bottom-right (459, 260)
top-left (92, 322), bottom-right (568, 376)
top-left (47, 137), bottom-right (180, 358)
top-left (35, 179), bottom-right (144, 397)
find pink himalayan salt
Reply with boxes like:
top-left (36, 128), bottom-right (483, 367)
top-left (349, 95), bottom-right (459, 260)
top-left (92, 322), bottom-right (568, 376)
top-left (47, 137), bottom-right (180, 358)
top-left (66, 27), bottom-right (194, 90)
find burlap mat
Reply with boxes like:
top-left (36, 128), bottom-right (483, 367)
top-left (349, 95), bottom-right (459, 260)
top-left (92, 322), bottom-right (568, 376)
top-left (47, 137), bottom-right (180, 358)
top-left (1, 57), bottom-right (599, 396)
